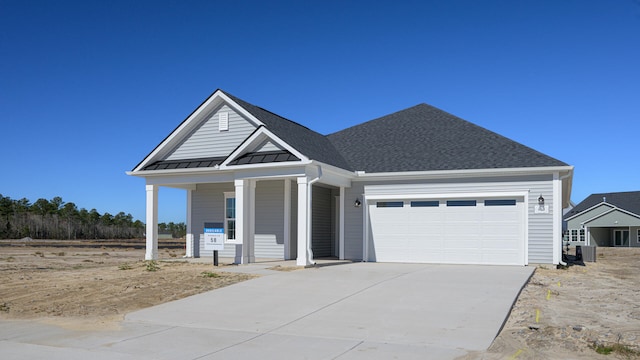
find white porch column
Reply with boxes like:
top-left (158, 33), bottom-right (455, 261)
top-left (283, 179), bottom-right (291, 260)
top-left (145, 184), bottom-right (158, 260)
top-left (234, 179), bottom-right (256, 264)
top-left (297, 177), bottom-right (311, 266)
top-left (339, 186), bottom-right (345, 260)
top-left (185, 189), bottom-right (194, 258)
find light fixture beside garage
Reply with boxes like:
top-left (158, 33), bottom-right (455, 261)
top-left (538, 195), bottom-right (545, 207)
top-left (354, 199), bottom-right (362, 208)
top-left (535, 194), bottom-right (549, 214)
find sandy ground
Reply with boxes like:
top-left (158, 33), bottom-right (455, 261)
top-left (0, 243), bottom-right (256, 330)
top-left (1, 242), bottom-right (639, 359)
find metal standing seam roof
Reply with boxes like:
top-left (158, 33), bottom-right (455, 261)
top-left (564, 191), bottom-right (640, 220)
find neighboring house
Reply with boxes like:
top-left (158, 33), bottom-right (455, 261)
top-left (564, 191), bottom-right (640, 247)
top-left (127, 89), bottom-right (573, 266)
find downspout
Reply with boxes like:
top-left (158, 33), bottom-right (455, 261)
top-left (558, 172), bottom-right (572, 266)
top-left (306, 165), bottom-right (322, 265)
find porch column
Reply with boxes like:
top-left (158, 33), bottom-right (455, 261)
top-left (339, 186), bottom-right (345, 260)
top-left (283, 179), bottom-right (291, 260)
top-left (185, 189), bottom-right (194, 258)
top-left (145, 184), bottom-right (158, 260)
top-left (296, 177), bottom-right (312, 266)
top-left (234, 179), bottom-right (255, 264)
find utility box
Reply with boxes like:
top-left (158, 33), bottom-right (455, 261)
top-left (581, 245), bottom-right (596, 262)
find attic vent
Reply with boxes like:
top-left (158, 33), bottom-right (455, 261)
top-left (218, 112), bottom-right (229, 131)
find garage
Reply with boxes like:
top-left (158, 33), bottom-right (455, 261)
top-left (368, 196), bottom-right (525, 265)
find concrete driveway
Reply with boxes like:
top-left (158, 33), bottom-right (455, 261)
top-left (0, 262), bottom-right (533, 360)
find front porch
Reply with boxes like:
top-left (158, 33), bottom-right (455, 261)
top-left (143, 172), bottom-right (350, 266)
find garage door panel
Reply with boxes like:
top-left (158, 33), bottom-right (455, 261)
top-left (369, 197), bottom-right (524, 265)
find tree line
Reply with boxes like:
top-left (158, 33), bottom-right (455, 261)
top-left (0, 194), bottom-right (186, 240)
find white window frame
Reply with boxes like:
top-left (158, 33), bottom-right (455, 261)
top-left (570, 229), bottom-right (578, 242)
top-left (579, 229), bottom-right (585, 242)
top-left (223, 192), bottom-right (236, 242)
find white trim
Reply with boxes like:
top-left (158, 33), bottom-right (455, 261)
top-left (145, 184), bottom-right (159, 260)
top-left (565, 202), bottom-right (615, 221)
top-left (283, 179), bottom-right (291, 260)
top-left (365, 191), bottom-right (529, 201)
top-left (553, 172), bottom-right (562, 265)
top-left (220, 126), bottom-right (309, 168)
top-left (339, 187), bottom-right (345, 260)
top-left (297, 177), bottom-right (309, 266)
top-left (223, 191), bottom-right (236, 242)
top-left (354, 166), bottom-right (573, 181)
top-left (185, 189), bottom-right (194, 257)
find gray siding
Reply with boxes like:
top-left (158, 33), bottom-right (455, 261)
top-left (343, 182), bottom-right (365, 260)
top-left (312, 186), bottom-right (333, 258)
top-left (255, 139), bottom-right (284, 153)
top-left (566, 204), bottom-right (614, 229)
top-left (590, 227), bottom-right (611, 246)
top-left (342, 175), bottom-right (556, 264)
top-left (254, 180), bottom-right (285, 259)
top-left (191, 183), bottom-right (236, 258)
top-left (166, 105), bottom-right (257, 160)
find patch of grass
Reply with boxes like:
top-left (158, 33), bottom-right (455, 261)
top-left (593, 342), bottom-right (640, 356)
top-left (118, 263), bottom-right (133, 270)
top-left (52, 251), bottom-right (65, 256)
top-left (169, 252), bottom-right (177, 258)
top-left (3, 256), bottom-right (15, 262)
top-left (0, 303), bottom-right (10, 312)
top-left (145, 260), bottom-right (160, 272)
top-left (201, 271), bottom-right (220, 278)
top-left (34, 251), bottom-right (44, 257)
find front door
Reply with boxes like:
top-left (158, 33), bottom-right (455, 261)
top-left (614, 230), bottom-right (629, 246)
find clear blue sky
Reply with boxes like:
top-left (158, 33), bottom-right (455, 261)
top-left (1, 0), bottom-right (639, 223)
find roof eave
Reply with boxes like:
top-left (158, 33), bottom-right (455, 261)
top-left (352, 165), bottom-right (574, 181)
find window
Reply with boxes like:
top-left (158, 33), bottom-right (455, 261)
top-left (224, 193), bottom-right (236, 241)
top-left (579, 229), bottom-right (585, 242)
top-left (485, 199), bottom-right (517, 206)
top-left (446, 200), bottom-right (476, 207)
top-left (570, 229), bottom-right (578, 242)
top-left (411, 201), bottom-right (439, 207)
top-left (638, 229), bottom-right (640, 243)
top-left (376, 201), bottom-right (403, 208)
top-left (563, 230), bottom-right (570, 242)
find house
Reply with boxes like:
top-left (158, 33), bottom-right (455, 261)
top-left (127, 89), bottom-right (573, 266)
top-left (564, 191), bottom-right (640, 247)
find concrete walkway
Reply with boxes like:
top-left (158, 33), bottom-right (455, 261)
top-left (0, 262), bottom-right (534, 359)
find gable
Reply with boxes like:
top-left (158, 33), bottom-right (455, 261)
top-left (165, 104), bottom-right (257, 161)
top-left (566, 203), bottom-right (615, 228)
top-left (565, 191), bottom-right (640, 220)
top-left (583, 208), bottom-right (640, 227)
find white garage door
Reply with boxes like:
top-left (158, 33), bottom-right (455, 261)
top-left (368, 197), bottom-right (524, 265)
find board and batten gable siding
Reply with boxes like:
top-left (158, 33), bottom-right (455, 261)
top-left (191, 182), bottom-right (236, 258)
top-left (166, 104), bottom-right (258, 161)
top-left (254, 180), bottom-right (285, 259)
top-left (341, 175), bottom-right (556, 264)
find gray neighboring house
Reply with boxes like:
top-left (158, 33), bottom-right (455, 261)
top-left (128, 89), bottom-right (574, 266)
top-left (564, 191), bottom-right (640, 247)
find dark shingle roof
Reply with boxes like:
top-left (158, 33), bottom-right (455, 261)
top-left (327, 104), bottom-right (568, 173)
top-left (224, 92), bottom-right (353, 170)
top-left (227, 150), bottom-right (299, 166)
top-left (564, 191), bottom-right (640, 219)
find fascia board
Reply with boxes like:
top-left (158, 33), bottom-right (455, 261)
top-left (220, 126), bottom-right (309, 168)
top-left (128, 159), bottom-right (310, 178)
top-left (353, 166), bottom-right (574, 181)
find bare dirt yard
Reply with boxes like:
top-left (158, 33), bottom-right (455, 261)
top-left (1, 241), bottom-right (639, 359)
top-left (0, 240), bottom-right (257, 330)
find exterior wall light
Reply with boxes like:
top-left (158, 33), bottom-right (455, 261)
top-left (538, 195), bottom-right (545, 206)
top-left (354, 199), bottom-right (362, 208)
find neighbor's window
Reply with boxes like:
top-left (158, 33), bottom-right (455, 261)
top-left (376, 201), bottom-right (404, 208)
top-left (224, 193), bottom-right (236, 241)
top-left (410, 201), bottom-right (439, 207)
top-left (570, 229), bottom-right (578, 242)
top-left (446, 200), bottom-right (477, 207)
top-left (485, 199), bottom-right (517, 206)
top-left (579, 229), bottom-right (585, 242)
top-left (637, 229), bottom-right (640, 243)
